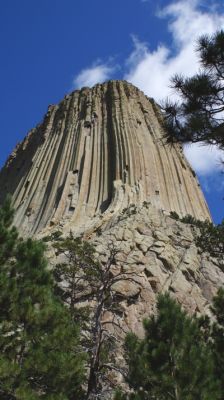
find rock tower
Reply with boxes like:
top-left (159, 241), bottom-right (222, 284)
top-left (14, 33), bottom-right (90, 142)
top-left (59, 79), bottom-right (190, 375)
top-left (0, 81), bottom-right (210, 237)
top-left (1, 81), bottom-right (224, 393)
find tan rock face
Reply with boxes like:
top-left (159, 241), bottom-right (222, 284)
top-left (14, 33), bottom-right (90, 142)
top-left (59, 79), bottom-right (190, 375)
top-left (45, 203), bottom-right (224, 339)
top-left (0, 80), bottom-right (210, 237)
top-left (89, 205), bottom-right (224, 336)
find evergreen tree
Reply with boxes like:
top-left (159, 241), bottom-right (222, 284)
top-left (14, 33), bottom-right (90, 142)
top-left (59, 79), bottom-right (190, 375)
top-left (0, 200), bottom-right (85, 399)
top-left (196, 219), bottom-right (224, 261)
top-left (169, 213), bottom-right (224, 266)
top-left (210, 288), bottom-right (224, 398)
top-left (52, 234), bottom-right (98, 325)
top-left (117, 293), bottom-right (221, 400)
top-left (0, 195), bottom-right (18, 264)
top-left (52, 234), bottom-right (140, 399)
top-left (162, 30), bottom-right (224, 150)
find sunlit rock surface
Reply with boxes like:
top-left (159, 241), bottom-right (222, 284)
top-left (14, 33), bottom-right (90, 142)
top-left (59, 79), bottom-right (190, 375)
top-left (0, 80), bottom-right (210, 237)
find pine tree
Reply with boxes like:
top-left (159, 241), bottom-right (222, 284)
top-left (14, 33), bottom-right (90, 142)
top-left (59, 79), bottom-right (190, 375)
top-left (117, 293), bottom-right (221, 400)
top-left (0, 200), bottom-right (85, 399)
top-left (196, 219), bottom-right (224, 262)
top-left (0, 195), bottom-right (18, 265)
top-left (52, 234), bottom-right (99, 325)
top-left (171, 215), bottom-right (224, 265)
top-left (210, 288), bottom-right (224, 398)
top-left (162, 30), bottom-right (224, 150)
top-left (52, 234), bottom-right (141, 399)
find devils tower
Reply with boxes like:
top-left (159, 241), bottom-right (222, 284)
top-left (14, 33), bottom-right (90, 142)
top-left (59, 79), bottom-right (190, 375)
top-left (1, 79), bottom-right (221, 317)
top-left (0, 80), bottom-right (210, 238)
top-left (1, 80), bottom-right (224, 396)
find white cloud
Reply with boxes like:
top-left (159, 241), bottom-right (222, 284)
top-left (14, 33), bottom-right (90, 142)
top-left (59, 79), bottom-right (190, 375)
top-left (73, 62), bottom-right (116, 89)
top-left (125, 1), bottom-right (224, 101)
top-left (124, 0), bottom-right (224, 176)
top-left (184, 143), bottom-right (224, 175)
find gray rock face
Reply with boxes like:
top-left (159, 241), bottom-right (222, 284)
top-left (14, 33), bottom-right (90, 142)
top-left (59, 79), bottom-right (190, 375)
top-left (88, 205), bottom-right (223, 336)
top-left (45, 202), bottom-right (223, 342)
top-left (0, 80), bottom-right (210, 237)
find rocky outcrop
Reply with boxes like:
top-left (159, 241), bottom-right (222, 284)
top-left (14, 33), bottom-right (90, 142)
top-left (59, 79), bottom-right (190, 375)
top-left (48, 203), bottom-right (223, 339)
top-left (0, 81), bottom-right (210, 237)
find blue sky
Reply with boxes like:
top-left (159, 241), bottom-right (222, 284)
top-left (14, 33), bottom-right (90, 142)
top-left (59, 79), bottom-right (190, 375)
top-left (0, 0), bottom-right (224, 223)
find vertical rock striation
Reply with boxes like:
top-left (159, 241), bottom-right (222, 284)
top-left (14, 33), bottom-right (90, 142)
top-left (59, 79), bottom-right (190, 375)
top-left (0, 80), bottom-right (210, 236)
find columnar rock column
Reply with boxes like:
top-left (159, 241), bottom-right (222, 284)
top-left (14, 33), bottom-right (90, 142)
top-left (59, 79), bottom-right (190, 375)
top-left (0, 80), bottom-right (211, 236)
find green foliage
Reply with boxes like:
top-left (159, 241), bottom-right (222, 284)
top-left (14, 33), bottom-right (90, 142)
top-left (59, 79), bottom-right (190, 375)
top-left (162, 30), bottom-right (224, 150)
top-left (53, 234), bottom-right (100, 324)
top-left (210, 288), bottom-right (224, 396)
top-left (142, 201), bottom-right (151, 209)
top-left (181, 214), bottom-right (201, 225)
top-left (169, 212), bottom-right (208, 227)
top-left (94, 226), bottom-right (102, 236)
top-left (53, 236), bottom-right (131, 398)
top-left (169, 211), bottom-right (224, 263)
top-left (42, 231), bottom-right (62, 243)
top-left (169, 212), bottom-right (209, 227)
top-left (196, 219), bottom-right (224, 261)
top-left (121, 204), bottom-right (138, 217)
top-left (0, 200), bottom-right (85, 399)
top-left (169, 211), bottom-right (180, 220)
top-left (119, 293), bottom-right (221, 400)
top-left (0, 195), bottom-right (18, 265)
top-left (212, 287), bottom-right (224, 325)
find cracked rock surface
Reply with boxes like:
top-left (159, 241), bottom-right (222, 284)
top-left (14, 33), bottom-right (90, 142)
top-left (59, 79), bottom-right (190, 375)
top-left (91, 205), bottom-right (223, 335)
top-left (0, 80), bottom-right (210, 237)
top-left (47, 203), bottom-right (224, 338)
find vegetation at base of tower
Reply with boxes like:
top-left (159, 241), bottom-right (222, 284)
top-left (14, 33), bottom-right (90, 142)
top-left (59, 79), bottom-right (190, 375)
top-left (0, 199), bottom-right (85, 400)
top-left (210, 287), bottom-right (224, 396)
top-left (52, 235), bottom-right (97, 326)
top-left (1, 198), bottom-right (224, 400)
top-left (169, 211), bottom-right (224, 264)
top-left (169, 210), bottom-right (180, 221)
top-left (162, 30), bottom-right (224, 150)
top-left (115, 292), bottom-right (224, 400)
top-left (196, 219), bottom-right (224, 261)
top-left (52, 233), bottom-right (141, 400)
top-left (0, 196), bottom-right (18, 264)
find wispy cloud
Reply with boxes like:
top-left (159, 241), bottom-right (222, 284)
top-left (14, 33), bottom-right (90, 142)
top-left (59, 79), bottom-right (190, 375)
top-left (73, 61), bottom-right (117, 89)
top-left (184, 143), bottom-right (224, 176)
top-left (199, 173), bottom-right (224, 197)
